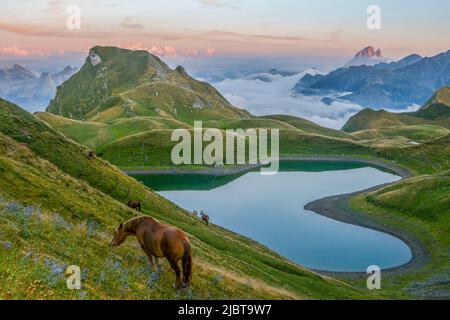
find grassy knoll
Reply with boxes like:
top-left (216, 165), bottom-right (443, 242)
top-left (46, 46), bottom-right (250, 123)
top-left (374, 134), bottom-right (450, 175)
top-left (348, 170), bottom-right (449, 299)
top-left (349, 125), bottom-right (449, 148)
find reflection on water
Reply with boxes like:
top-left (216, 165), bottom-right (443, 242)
top-left (132, 161), bottom-right (412, 272)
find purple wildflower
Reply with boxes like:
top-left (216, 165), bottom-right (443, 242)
top-left (2, 241), bottom-right (12, 250)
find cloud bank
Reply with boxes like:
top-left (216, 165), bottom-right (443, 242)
top-left (213, 71), bottom-right (363, 129)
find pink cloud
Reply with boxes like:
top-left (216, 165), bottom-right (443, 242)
top-left (0, 46), bottom-right (45, 57)
top-left (124, 43), bottom-right (216, 58)
top-left (205, 48), bottom-right (216, 55)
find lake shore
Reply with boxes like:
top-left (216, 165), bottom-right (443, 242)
top-left (123, 155), bottom-right (413, 178)
top-left (124, 156), bottom-right (429, 278)
top-left (304, 183), bottom-right (430, 279)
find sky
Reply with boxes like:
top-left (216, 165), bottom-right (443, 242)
top-left (0, 0), bottom-right (448, 129)
top-left (1, 0), bottom-right (449, 72)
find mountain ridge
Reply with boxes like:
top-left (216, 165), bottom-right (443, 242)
top-left (0, 64), bottom-right (77, 112)
top-left (342, 87), bottom-right (450, 132)
top-left (46, 46), bottom-right (250, 123)
top-left (294, 49), bottom-right (450, 109)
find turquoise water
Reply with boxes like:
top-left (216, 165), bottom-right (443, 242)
top-left (132, 162), bottom-right (413, 272)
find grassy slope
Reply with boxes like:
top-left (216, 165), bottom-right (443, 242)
top-left (349, 170), bottom-right (449, 298)
top-left (342, 108), bottom-right (449, 132)
top-left (37, 111), bottom-right (371, 170)
top-left (415, 86), bottom-right (450, 120)
top-left (328, 134), bottom-right (450, 299)
top-left (350, 125), bottom-right (449, 146)
top-left (94, 129), bottom-right (370, 170)
top-left (374, 134), bottom-right (450, 175)
top-left (0, 98), bottom-right (369, 299)
top-left (46, 46), bottom-right (250, 123)
top-left (4, 97), bottom-right (449, 299)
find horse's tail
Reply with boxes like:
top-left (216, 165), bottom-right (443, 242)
top-left (181, 238), bottom-right (192, 287)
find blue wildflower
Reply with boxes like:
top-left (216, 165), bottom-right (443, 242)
top-left (148, 270), bottom-right (159, 288)
top-left (5, 202), bottom-right (20, 212)
top-left (23, 206), bottom-right (34, 218)
top-left (87, 221), bottom-right (96, 237)
top-left (81, 268), bottom-right (89, 281)
top-left (121, 269), bottom-right (129, 289)
top-left (53, 213), bottom-right (73, 230)
top-left (99, 271), bottom-right (105, 282)
top-left (44, 257), bottom-right (66, 286)
top-left (112, 261), bottom-right (122, 271)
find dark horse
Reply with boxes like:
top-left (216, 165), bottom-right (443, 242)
top-left (200, 211), bottom-right (209, 226)
top-left (110, 216), bottom-right (192, 288)
top-left (201, 215), bottom-right (209, 226)
top-left (127, 200), bottom-right (141, 212)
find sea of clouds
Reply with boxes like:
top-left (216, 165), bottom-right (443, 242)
top-left (211, 70), bottom-right (362, 129)
top-left (208, 70), bottom-right (422, 130)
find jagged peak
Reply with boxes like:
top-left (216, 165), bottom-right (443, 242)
top-left (354, 46), bottom-right (383, 58)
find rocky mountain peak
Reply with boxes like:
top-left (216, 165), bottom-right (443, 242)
top-left (345, 46), bottom-right (387, 67)
top-left (355, 46), bottom-right (383, 58)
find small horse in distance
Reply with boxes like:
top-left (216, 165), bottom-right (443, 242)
top-left (110, 216), bottom-right (193, 288)
top-left (200, 210), bottom-right (210, 226)
top-left (127, 200), bottom-right (141, 212)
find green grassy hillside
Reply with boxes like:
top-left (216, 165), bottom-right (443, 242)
top-left (349, 170), bottom-right (450, 299)
top-left (37, 111), bottom-right (371, 170)
top-left (80, 128), bottom-right (370, 170)
top-left (342, 109), bottom-right (444, 132)
top-left (46, 46), bottom-right (250, 123)
top-left (415, 86), bottom-right (450, 120)
top-left (374, 134), bottom-right (450, 175)
top-left (1, 98), bottom-right (371, 299)
top-left (351, 125), bottom-right (449, 144)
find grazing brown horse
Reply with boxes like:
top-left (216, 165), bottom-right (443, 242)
top-left (127, 200), bottom-right (141, 212)
top-left (110, 216), bottom-right (192, 288)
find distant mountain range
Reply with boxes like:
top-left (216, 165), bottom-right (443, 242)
top-left (293, 48), bottom-right (450, 110)
top-left (342, 86), bottom-right (450, 132)
top-left (0, 64), bottom-right (77, 112)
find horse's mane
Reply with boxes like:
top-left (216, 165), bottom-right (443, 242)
top-left (122, 216), bottom-right (146, 233)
